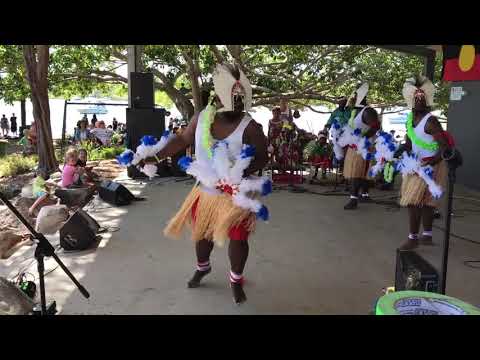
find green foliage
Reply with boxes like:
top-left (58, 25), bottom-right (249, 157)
top-left (155, 90), bottom-right (174, 109)
top-left (79, 141), bottom-right (125, 161)
top-left (0, 44), bottom-right (451, 117)
top-left (0, 154), bottom-right (38, 177)
top-left (0, 45), bottom-right (31, 103)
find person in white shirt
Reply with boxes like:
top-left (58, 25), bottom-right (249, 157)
top-left (90, 120), bottom-right (113, 146)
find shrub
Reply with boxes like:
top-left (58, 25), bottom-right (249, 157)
top-left (78, 141), bottom-right (125, 161)
top-left (0, 154), bottom-right (38, 178)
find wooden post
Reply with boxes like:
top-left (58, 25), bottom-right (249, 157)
top-left (424, 52), bottom-right (436, 82)
top-left (127, 45), bottom-right (144, 108)
top-left (61, 100), bottom-right (68, 155)
top-left (20, 99), bottom-right (26, 129)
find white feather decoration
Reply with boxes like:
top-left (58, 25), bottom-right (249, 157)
top-left (238, 176), bottom-right (267, 194)
top-left (141, 164), bottom-right (158, 179)
top-left (238, 68), bottom-right (252, 111)
top-left (213, 64), bottom-right (236, 112)
top-left (232, 192), bottom-right (262, 213)
top-left (330, 123), bottom-right (345, 160)
top-left (395, 152), bottom-right (444, 199)
top-left (185, 160), bottom-right (219, 189)
top-left (212, 142), bottom-right (232, 180)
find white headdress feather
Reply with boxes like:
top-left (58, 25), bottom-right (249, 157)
top-left (212, 63), bottom-right (252, 112)
top-left (402, 75), bottom-right (435, 109)
top-left (355, 83), bottom-right (369, 107)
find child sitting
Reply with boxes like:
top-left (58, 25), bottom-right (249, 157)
top-left (28, 169), bottom-right (55, 217)
top-left (76, 148), bottom-right (98, 185)
top-left (62, 148), bottom-right (81, 188)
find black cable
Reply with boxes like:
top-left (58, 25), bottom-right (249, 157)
top-left (464, 261), bottom-right (480, 269)
top-left (432, 224), bottom-right (480, 246)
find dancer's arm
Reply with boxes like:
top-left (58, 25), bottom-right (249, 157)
top-left (423, 116), bottom-right (449, 166)
top-left (243, 120), bottom-right (268, 176)
top-left (152, 113), bottom-right (199, 161)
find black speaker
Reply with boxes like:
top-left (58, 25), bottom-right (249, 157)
top-left (60, 209), bottom-right (100, 251)
top-left (126, 107), bottom-right (167, 179)
top-left (98, 180), bottom-right (135, 206)
top-left (395, 249), bottom-right (440, 293)
top-left (130, 72), bottom-right (154, 109)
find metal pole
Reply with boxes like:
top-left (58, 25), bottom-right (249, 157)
top-left (61, 100), bottom-right (68, 155)
top-left (440, 165), bottom-right (456, 294)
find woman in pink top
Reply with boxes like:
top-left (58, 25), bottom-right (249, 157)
top-left (62, 148), bottom-right (80, 188)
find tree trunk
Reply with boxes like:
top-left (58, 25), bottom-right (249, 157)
top-left (23, 45), bottom-right (58, 174)
top-left (20, 99), bottom-right (26, 129)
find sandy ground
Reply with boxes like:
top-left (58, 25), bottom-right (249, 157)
top-left (1, 172), bottom-right (480, 315)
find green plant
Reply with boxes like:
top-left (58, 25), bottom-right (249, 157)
top-left (78, 141), bottom-right (125, 161)
top-left (0, 154), bottom-right (38, 177)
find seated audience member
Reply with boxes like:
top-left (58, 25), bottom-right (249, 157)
top-left (74, 119), bottom-right (91, 144)
top-left (62, 148), bottom-right (81, 188)
top-left (90, 120), bottom-right (113, 146)
top-left (76, 148), bottom-right (98, 185)
top-left (308, 132), bottom-right (333, 180)
top-left (28, 169), bottom-right (56, 216)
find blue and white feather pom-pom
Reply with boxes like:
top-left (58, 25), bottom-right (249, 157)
top-left (116, 130), bottom-right (175, 179)
top-left (395, 151), bottom-right (443, 199)
top-left (369, 131), bottom-right (398, 178)
top-left (178, 142), bottom-right (272, 221)
top-left (330, 120), bottom-right (345, 161)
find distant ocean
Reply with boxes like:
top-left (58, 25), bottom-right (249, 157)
top-left (0, 98), bottom-right (409, 140)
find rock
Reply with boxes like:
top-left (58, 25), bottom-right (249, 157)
top-left (0, 277), bottom-right (34, 315)
top-left (0, 231), bottom-right (31, 259)
top-left (35, 205), bottom-right (69, 234)
top-left (50, 171), bottom-right (62, 181)
top-left (21, 184), bottom-right (33, 198)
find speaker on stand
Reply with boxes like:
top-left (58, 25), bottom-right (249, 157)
top-left (126, 72), bottom-right (167, 179)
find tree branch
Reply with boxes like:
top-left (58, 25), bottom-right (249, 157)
top-left (209, 45), bottom-right (225, 63)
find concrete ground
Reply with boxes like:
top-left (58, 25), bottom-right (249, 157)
top-left (2, 173), bottom-right (480, 314)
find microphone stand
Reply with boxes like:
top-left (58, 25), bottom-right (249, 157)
top-left (0, 192), bottom-right (90, 315)
top-left (439, 148), bottom-right (463, 295)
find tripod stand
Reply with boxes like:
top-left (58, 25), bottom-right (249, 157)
top-left (0, 192), bottom-right (90, 315)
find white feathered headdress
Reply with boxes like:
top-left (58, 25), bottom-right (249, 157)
top-left (213, 63), bottom-right (252, 113)
top-left (402, 75), bottom-right (435, 109)
top-left (348, 83), bottom-right (369, 108)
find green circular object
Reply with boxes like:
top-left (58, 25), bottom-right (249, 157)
top-left (376, 291), bottom-right (480, 315)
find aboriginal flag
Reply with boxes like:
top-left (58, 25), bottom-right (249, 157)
top-left (442, 45), bottom-right (480, 81)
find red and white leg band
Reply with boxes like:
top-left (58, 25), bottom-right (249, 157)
top-left (197, 261), bottom-right (211, 272)
top-left (229, 270), bottom-right (244, 285)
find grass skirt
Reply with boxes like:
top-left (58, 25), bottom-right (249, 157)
top-left (400, 160), bottom-right (448, 207)
top-left (343, 147), bottom-right (371, 179)
top-left (163, 185), bottom-right (256, 246)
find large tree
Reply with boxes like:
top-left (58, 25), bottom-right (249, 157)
top-left (2, 45), bottom-right (450, 122)
top-left (23, 45), bottom-right (58, 174)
